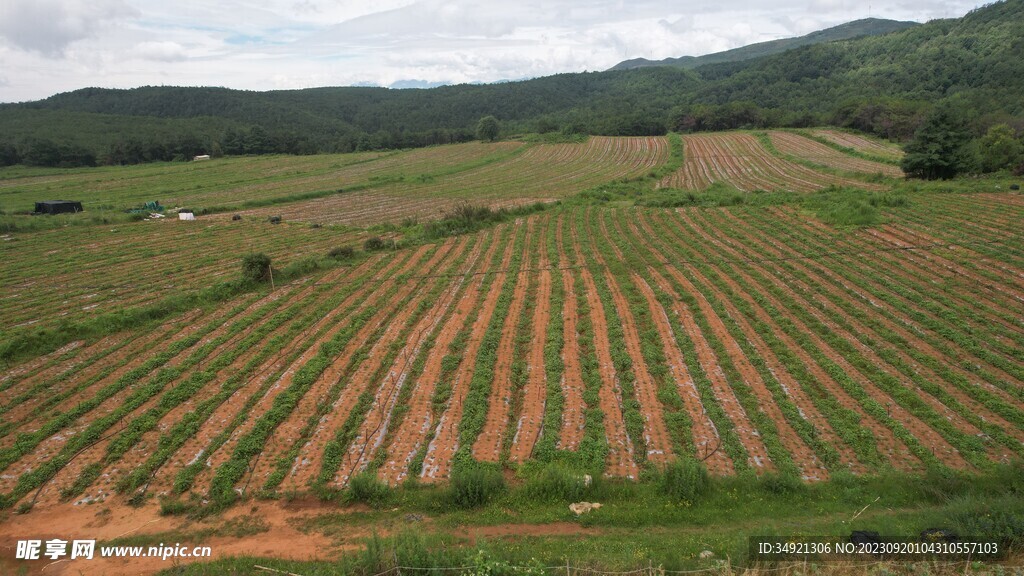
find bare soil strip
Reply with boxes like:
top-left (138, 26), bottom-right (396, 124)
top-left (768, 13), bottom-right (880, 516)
top-left (130, 256), bottom-right (390, 499)
top-left (0, 287), bottom-right (283, 494)
top-left (32, 267), bottom-right (359, 505)
top-left (334, 237), bottom-right (485, 486)
top-left (676, 210), bottom-right (966, 469)
top-left (569, 217), bottom-right (638, 478)
top-left (259, 242), bottom-right (456, 490)
top-left (472, 220), bottom-right (536, 462)
top-left (555, 217), bottom-right (586, 451)
top-left (508, 263), bottom-right (552, 461)
top-left (162, 248), bottom-right (427, 497)
top-left (377, 231), bottom-right (501, 485)
top-left (644, 210), bottom-right (917, 471)
top-left (421, 222), bottom-right (519, 482)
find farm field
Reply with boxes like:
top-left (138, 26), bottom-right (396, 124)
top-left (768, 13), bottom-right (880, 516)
top-left (0, 218), bottom-right (371, 332)
top-left (233, 136), bottom-right (669, 226)
top-left (767, 131), bottom-right (903, 177)
top-left (0, 141), bottom-right (524, 213)
top-left (809, 128), bottom-right (906, 161)
top-left (1, 189), bottom-right (1021, 518)
top-left (659, 132), bottom-right (895, 191)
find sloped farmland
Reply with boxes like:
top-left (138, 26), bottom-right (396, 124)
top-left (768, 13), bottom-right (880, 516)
top-left (659, 132), bottom-right (888, 192)
top-left (0, 192), bottom-right (1022, 513)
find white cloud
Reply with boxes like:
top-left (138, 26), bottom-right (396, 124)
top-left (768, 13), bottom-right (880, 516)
top-left (0, 0), bottom-right (988, 103)
top-left (0, 0), bottom-right (138, 57)
top-left (135, 41), bottom-right (189, 62)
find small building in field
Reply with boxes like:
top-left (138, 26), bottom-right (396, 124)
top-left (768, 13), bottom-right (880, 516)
top-left (193, 154), bottom-right (211, 161)
top-left (35, 200), bottom-right (83, 215)
top-left (178, 209), bottom-right (196, 221)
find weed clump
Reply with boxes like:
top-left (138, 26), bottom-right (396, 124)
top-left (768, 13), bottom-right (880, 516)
top-left (241, 253), bottom-right (272, 283)
top-left (329, 246), bottom-right (356, 260)
top-left (363, 236), bottom-right (386, 251)
top-left (448, 466), bottom-right (505, 509)
top-left (346, 472), bottom-right (391, 506)
top-left (661, 458), bottom-right (709, 502)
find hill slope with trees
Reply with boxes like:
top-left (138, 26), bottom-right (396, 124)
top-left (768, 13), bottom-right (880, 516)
top-left (0, 0), bottom-right (1021, 171)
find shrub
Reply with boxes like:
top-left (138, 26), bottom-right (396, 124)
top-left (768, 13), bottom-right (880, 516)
top-left (524, 463), bottom-right (588, 502)
top-left (449, 466), bottom-right (505, 509)
top-left (661, 458), bottom-right (709, 502)
top-left (758, 470), bottom-right (805, 495)
top-left (364, 236), bottom-right (386, 251)
top-left (241, 253), bottom-right (271, 283)
top-left (329, 246), bottom-right (355, 260)
top-left (346, 472), bottom-right (391, 506)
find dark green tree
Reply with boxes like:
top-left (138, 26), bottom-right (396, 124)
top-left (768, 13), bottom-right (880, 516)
top-left (241, 253), bottom-right (272, 283)
top-left (476, 115), bottom-right (500, 142)
top-left (975, 123), bottom-right (1023, 173)
top-left (901, 107), bottom-right (970, 179)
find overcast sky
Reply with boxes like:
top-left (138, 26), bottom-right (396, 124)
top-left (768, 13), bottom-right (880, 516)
top-left (0, 0), bottom-right (981, 103)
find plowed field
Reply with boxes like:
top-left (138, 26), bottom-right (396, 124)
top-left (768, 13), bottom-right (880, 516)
top-left (3, 190), bottom-right (1021, 513)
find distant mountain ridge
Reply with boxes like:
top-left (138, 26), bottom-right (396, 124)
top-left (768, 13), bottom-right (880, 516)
top-left (608, 18), bottom-right (919, 71)
top-left (1, 0), bottom-right (1021, 166)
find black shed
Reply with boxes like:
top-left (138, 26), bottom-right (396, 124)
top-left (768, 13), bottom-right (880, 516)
top-left (35, 200), bottom-right (83, 215)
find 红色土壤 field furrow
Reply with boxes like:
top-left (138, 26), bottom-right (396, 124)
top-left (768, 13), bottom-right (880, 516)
top-left (185, 249), bottom-right (425, 498)
top-left (0, 281), bottom-right (308, 507)
top-left (0, 286), bottom-right (279, 468)
top-left (627, 210), bottom-right (871, 473)
top-left (554, 217), bottom-right (586, 452)
top-left (0, 310), bottom-right (211, 445)
top-left (470, 219), bottom-right (537, 463)
top-left (330, 235), bottom-right (489, 487)
top-left (658, 133), bottom-right (885, 192)
top-left (569, 212), bottom-right (638, 478)
top-left (28, 264), bottom-right (368, 505)
top-left (673, 209), bottom-right (983, 469)
top-left (375, 228), bottom-right (503, 485)
top-left (420, 221), bottom-right (521, 482)
top-left (640, 210), bottom-right (919, 471)
top-left (307, 238), bottom-right (480, 490)
top-left (699, 210), bottom-right (1019, 465)
top-left (777, 209), bottom-right (1024, 388)
top-left (767, 131), bottom-right (902, 177)
top-left (808, 129), bottom-right (904, 161)
top-left (727, 209), bottom-right (1024, 452)
top-left (586, 210), bottom-right (675, 466)
top-left (191, 241), bottom-right (457, 496)
top-left (610, 210), bottom-right (830, 479)
top-left (508, 216), bottom-right (555, 463)
top-left (102, 255), bottom-right (395, 501)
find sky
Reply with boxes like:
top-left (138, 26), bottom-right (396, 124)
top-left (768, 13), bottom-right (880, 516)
top-left (0, 0), bottom-right (982, 103)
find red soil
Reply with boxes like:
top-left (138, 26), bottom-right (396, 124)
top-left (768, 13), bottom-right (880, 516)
top-left (334, 237), bottom-right (485, 487)
top-left (421, 221), bottom-right (520, 482)
top-left (570, 217), bottom-right (638, 478)
top-left (471, 219), bottom-right (536, 462)
top-left (555, 217), bottom-right (586, 451)
top-left (377, 231), bottom-right (501, 485)
top-left (652, 210), bottom-right (918, 470)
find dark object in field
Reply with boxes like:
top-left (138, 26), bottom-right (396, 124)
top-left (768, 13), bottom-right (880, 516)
top-left (232, 214), bottom-right (242, 221)
top-left (34, 200), bottom-right (83, 215)
top-left (849, 531), bottom-right (882, 545)
top-left (268, 216), bottom-right (282, 224)
top-left (311, 223), bottom-right (321, 229)
top-left (1011, 184), bottom-right (1020, 191)
top-left (920, 528), bottom-right (959, 543)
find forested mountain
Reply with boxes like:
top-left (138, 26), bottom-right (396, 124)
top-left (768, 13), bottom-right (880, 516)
top-left (607, 18), bottom-right (917, 71)
top-left (1, 0), bottom-right (1021, 167)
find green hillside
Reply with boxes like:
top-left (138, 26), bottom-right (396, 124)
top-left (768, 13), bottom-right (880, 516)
top-left (0, 0), bottom-right (1021, 167)
top-left (607, 18), bottom-right (917, 71)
